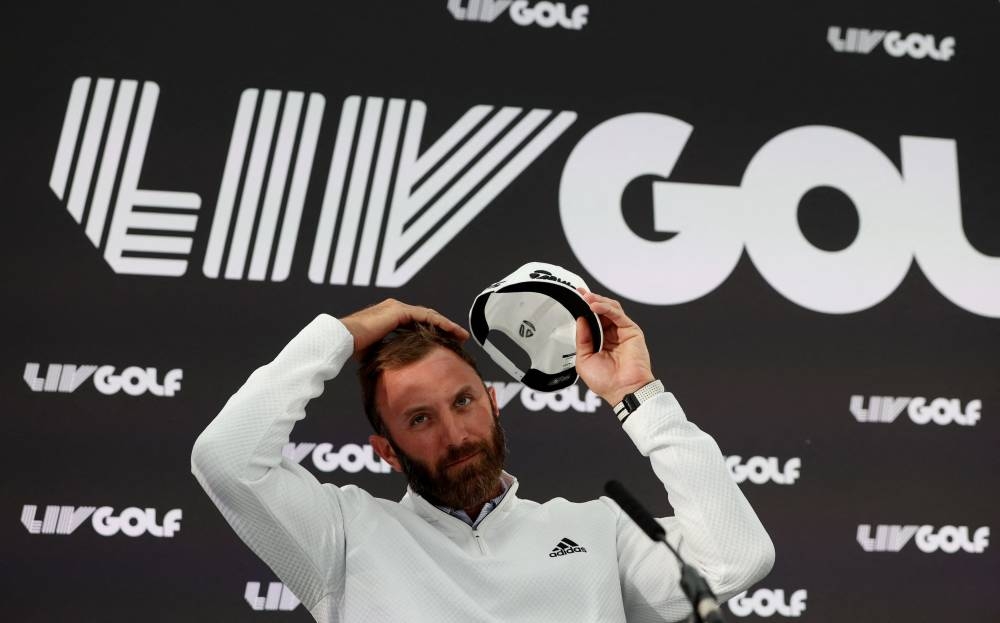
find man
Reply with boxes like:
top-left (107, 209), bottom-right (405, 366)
top-left (191, 294), bottom-right (774, 622)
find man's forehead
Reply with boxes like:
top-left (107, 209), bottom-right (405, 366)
top-left (386, 345), bottom-right (477, 376)
top-left (377, 347), bottom-right (481, 406)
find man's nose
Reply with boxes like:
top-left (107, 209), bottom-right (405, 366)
top-left (439, 411), bottom-right (469, 446)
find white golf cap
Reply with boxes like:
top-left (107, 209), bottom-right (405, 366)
top-left (468, 261), bottom-right (603, 392)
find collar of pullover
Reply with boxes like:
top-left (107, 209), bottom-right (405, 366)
top-left (400, 471), bottom-right (519, 531)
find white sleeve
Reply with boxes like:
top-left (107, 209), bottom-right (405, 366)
top-left (609, 392), bottom-right (775, 622)
top-left (190, 313), bottom-right (367, 612)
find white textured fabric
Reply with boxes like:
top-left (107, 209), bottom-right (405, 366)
top-left (191, 314), bottom-right (774, 623)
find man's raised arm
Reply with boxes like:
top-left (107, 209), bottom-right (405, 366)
top-left (190, 300), bottom-right (468, 616)
top-left (575, 291), bottom-right (775, 622)
top-left (190, 313), bottom-right (357, 613)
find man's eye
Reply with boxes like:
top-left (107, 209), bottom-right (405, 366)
top-left (456, 395), bottom-right (472, 407)
top-left (410, 414), bottom-right (428, 426)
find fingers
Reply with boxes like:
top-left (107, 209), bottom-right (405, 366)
top-left (378, 299), bottom-right (469, 341)
top-left (406, 305), bottom-right (470, 342)
top-left (575, 316), bottom-right (594, 358)
top-left (578, 290), bottom-right (637, 331)
top-left (342, 299), bottom-right (469, 356)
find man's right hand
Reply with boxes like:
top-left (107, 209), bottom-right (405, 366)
top-left (340, 299), bottom-right (469, 357)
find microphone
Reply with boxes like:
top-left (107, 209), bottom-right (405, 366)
top-left (604, 480), bottom-right (726, 623)
top-left (604, 480), bottom-right (666, 542)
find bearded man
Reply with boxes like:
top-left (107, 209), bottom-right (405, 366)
top-left (191, 295), bottom-right (774, 622)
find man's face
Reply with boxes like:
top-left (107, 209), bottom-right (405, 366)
top-left (369, 347), bottom-right (507, 510)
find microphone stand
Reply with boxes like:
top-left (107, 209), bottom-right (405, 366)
top-left (605, 480), bottom-right (725, 623)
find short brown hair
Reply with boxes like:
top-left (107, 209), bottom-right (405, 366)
top-left (358, 323), bottom-right (484, 434)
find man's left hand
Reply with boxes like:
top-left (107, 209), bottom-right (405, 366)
top-left (574, 290), bottom-right (656, 407)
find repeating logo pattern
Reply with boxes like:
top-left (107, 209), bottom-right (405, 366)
top-left (28, 48), bottom-right (997, 623)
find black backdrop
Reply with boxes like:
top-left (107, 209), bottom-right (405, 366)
top-left (3, 1), bottom-right (998, 621)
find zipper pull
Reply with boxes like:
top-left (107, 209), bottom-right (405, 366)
top-left (472, 529), bottom-right (487, 554)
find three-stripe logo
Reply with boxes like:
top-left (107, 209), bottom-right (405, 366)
top-left (549, 536), bottom-right (587, 557)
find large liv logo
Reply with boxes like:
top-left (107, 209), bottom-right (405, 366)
top-left (50, 78), bottom-right (577, 286)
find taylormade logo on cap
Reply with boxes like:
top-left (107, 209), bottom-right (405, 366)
top-left (529, 269), bottom-right (575, 288)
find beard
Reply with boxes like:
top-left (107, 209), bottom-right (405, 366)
top-left (389, 417), bottom-right (508, 511)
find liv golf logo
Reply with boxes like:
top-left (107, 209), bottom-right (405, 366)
top-left (24, 362), bottom-right (182, 396)
top-left (448, 1), bottom-right (589, 30)
top-left (50, 77), bottom-right (575, 286)
top-left (49, 78), bottom-right (1000, 318)
top-left (858, 524), bottom-right (989, 554)
top-left (828, 26), bottom-right (955, 61)
top-left (850, 395), bottom-right (981, 426)
top-left (21, 504), bottom-right (182, 537)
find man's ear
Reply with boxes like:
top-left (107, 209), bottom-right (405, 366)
top-left (369, 434), bottom-right (403, 473)
top-left (488, 385), bottom-right (500, 418)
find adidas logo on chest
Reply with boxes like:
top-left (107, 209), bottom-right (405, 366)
top-left (549, 537), bottom-right (588, 557)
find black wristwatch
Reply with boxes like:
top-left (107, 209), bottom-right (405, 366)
top-left (613, 379), bottom-right (665, 424)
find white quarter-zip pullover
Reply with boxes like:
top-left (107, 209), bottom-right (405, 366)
top-left (191, 314), bottom-right (774, 622)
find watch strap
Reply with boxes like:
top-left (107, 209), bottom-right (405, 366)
top-left (613, 379), bottom-right (665, 424)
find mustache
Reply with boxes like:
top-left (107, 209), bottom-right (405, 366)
top-left (439, 440), bottom-right (488, 469)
